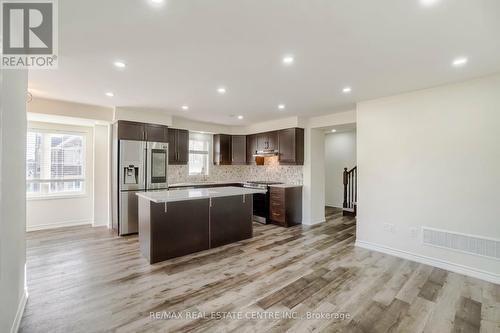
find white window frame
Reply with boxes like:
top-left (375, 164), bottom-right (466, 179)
top-left (26, 128), bottom-right (87, 200)
top-left (188, 132), bottom-right (211, 176)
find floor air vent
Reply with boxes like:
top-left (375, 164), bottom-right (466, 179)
top-left (422, 227), bottom-right (500, 260)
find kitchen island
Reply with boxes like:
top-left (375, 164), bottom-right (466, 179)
top-left (136, 186), bottom-right (266, 263)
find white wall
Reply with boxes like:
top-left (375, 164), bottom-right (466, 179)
top-left (0, 69), bottom-right (28, 333)
top-left (302, 128), bottom-right (326, 225)
top-left (356, 74), bottom-right (500, 283)
top-left (93, 124), bottom-right (111, 227)
top-left (172, 116), bottom-right (231, 134)
top-left (325, 130), bottom-right (357, 207)
top-left (114, 107), bottom-right (172, 126)
top-left (238, 116), bottom-right (301, 134)
top-left (29, 97), bottom-right (113, 122)
top-left (26, 122), bottom-right (95, 231)
top-left (307, 110), bottom-right (356, 129)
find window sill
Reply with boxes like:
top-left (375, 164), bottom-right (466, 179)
top-left (27, 193), bottom-right (88, 201)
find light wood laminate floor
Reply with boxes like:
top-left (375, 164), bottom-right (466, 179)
top-left (20, 209), bottom-right (500, 333)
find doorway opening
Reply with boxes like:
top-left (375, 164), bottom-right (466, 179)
top-left (324, 124), bottom-right (357, 223)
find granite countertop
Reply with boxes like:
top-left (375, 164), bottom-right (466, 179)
top-left (136, 186), bottom-right (266, 203)
top-left (269, 184), bottom-right (303, 188)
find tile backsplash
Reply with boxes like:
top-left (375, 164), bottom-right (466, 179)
top-left (168, 157), bottom-right (303, 185)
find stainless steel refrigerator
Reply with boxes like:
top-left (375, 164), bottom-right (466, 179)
top-left (113, 140), bottom-right (168, 235)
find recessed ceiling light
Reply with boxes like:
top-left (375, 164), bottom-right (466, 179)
top-left (237, 115), bottom-right (244, 120)
top-left (420, 0), bottom-right (440, 7)
top-left (282, 56), bottom-right (294, 65)
top-left (181, 105), bottom-right (189, 111)
top-left (105, 92), bottom-right (114, 97)
top-left (150, 0), bottom-right (164, 3)
top-left (278, 104), bottom-right (286, 110)
top-left (217, 87), bottom-right (227, 94)
top-left (452, 57), bottom-right (468, 67)
top-left (342, 87), bottom-right (352, 94)
top-left (113, 61), bottom-right (126, 69)
top-left (331, 129), bottom-right (337, 133)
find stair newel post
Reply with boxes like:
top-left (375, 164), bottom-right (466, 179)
top-left (354, 167), bottom-right (357, 205)
top-left (343, 167), bottom-right (348, 208)
top-left (350, 172), bottom-right (353, 208)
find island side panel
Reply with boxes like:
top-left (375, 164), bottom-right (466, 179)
top-left (149, 198), bottom-right (210, 263)
top-left (210, 194), bottom-right (253, 248)
top-left (138, 197), bottom-right (152, 262)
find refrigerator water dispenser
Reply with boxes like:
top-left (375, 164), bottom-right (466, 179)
top-left (124, 165), bottom-right (139, 184)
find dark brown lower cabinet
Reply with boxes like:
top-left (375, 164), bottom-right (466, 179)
top-left (139, 198), bottom-right (210, 264)
top-left (138, 194), bottom-right (254, 264)
top-left (209, 194), bottom-right (252, 248)
top-left (269, 186), bottom-right (302, 227)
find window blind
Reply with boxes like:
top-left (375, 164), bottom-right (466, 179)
top-left (26, 130), bottom-right (86, 196)
top-left (188, 132), bottom-right (211, 175)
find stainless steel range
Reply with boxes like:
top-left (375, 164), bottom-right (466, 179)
top-left (242, 181), bottom-right (283, 224)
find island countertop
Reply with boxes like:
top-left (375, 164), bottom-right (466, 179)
top-left (136, 186), bottom-right (266, 203)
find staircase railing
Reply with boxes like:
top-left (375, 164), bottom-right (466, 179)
top-left (343, 166), bottom-right (357, 211)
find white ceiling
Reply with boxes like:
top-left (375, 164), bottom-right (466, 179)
top-left (29, 0), bottom-right (500, 125)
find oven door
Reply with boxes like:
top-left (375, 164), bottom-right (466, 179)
top-left (146, 142), bottom-right (169, 190)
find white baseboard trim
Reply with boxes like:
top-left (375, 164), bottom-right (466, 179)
top-left (302, 218), bottom-right (326, 226)
top-left (10, 289), bottom-right (28, 333)
top-left (92, 220), bottom-right (110, 227)
top-left (325, 204), bottom-right (343, 209)
top-left (26, 219), bottom-right (92, 232)
top-left (355, 240), bottom-right (500, 285)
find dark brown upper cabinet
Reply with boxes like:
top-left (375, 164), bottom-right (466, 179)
top-left (116, 121), bottom-right (169, 143)
top-left (168, 128), bottom-right (189, 165)
top-left (214, 127), bottom-right (304, 166)
top-left (278, 128), bottom-right (304, 165)
top-left (231, 135), bottom-right (247, 165)
top-left (213, 134), bottom-right (232, 165)
top-left (257, 131), bottom-right (278, 152)
top-left (246, 135), bottom-right (258, 165)
top-left (117, 120), bottom-right (145, 141)
top-left (145, 124), bottom-right (168, 142)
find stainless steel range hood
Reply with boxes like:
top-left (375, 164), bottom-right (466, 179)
top-left (252, 150), bottom-right (279, 157)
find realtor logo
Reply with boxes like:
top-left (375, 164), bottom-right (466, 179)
top-left (1, 0), bottom-right (58, 68)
